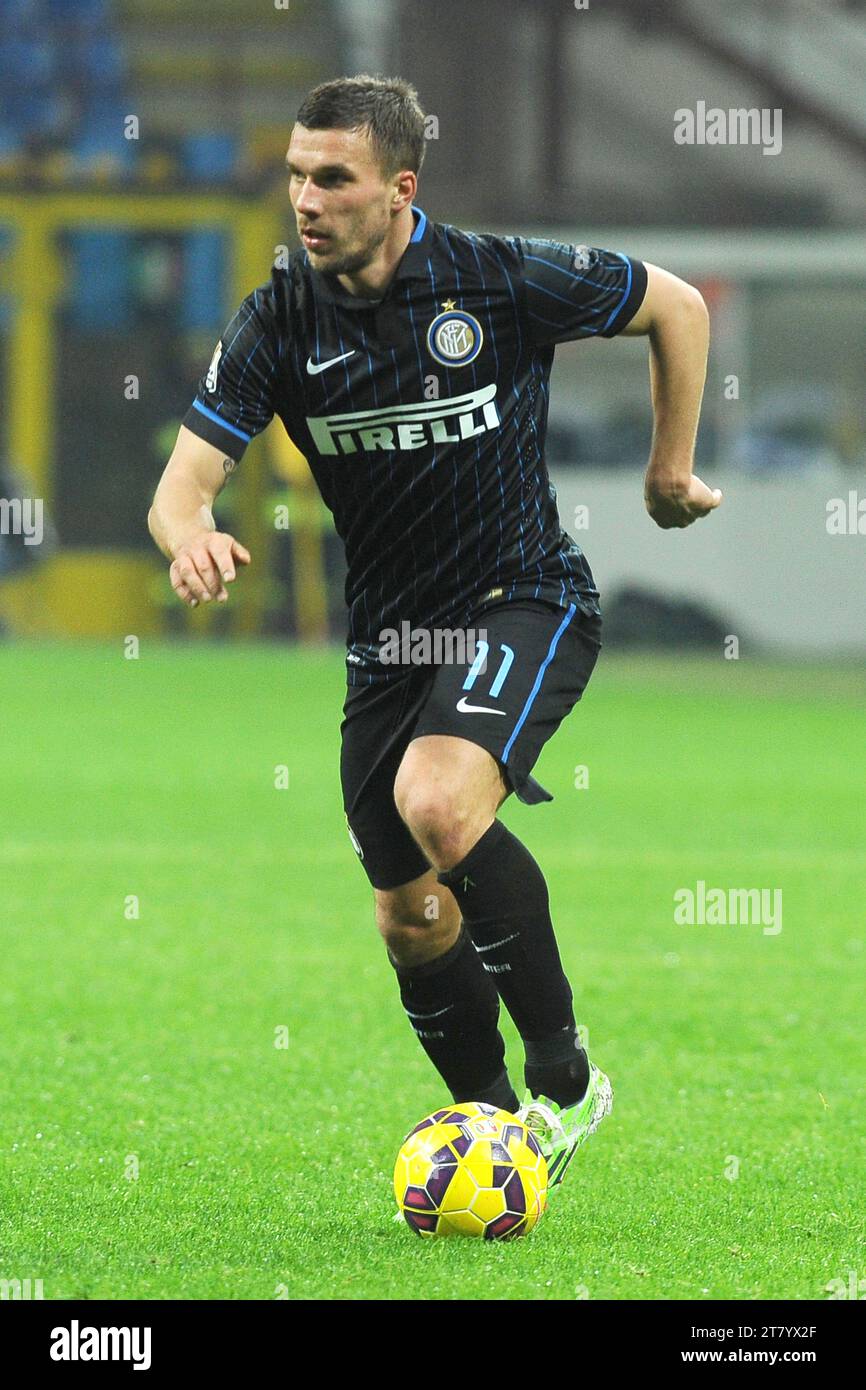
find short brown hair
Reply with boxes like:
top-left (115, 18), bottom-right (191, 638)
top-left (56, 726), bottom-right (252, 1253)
top-left (295, 74), bottom-right (426, 177)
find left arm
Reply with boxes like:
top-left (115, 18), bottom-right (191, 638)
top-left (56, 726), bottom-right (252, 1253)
top-left (621, 262), bottom-right (722, 529)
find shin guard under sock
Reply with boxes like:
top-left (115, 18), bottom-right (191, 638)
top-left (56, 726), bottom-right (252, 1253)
top-left (391, 925), bottom-right (519, 1110)
top-left (437, 821), bottom-right (575, 1044)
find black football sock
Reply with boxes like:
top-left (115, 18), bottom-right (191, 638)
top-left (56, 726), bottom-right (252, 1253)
top-left (524, 1026), bottom-right (590, 1107)
top-left (391, 924), bottom-right (519, 1111)
top-left (437, 821), bottom-right (588, 1104)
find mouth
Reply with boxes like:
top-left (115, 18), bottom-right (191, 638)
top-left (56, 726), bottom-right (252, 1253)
top-left (301, 229), bottom-right (331, 251)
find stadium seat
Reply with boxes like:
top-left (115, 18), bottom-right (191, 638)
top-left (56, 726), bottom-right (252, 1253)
top-left (182, 231), bottom-right (228, 333)
top-left (182, 132), bottom-right (238, 184)
top-left (44, 0), bottom-right (109, 24)
top-left (179, 134), bottom-right (236, 330)
top-left (67, 230), bottom-right (132, 329)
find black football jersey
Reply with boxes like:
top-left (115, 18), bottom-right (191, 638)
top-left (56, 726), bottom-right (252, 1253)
top-left (183, 207), bottom-right (647, 681)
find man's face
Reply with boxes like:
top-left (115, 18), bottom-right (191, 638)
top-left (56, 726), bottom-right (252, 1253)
top-left (287, 124), bottom-right (397, 278)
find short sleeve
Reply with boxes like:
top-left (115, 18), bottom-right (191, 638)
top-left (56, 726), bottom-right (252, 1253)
top-left (513, 238), bottom-right (647, 347)
top-left (182, 281), bottom-right (282, 461)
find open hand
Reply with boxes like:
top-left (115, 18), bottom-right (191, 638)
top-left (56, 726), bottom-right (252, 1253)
top-left (169, 531), bottom-right (251, 606)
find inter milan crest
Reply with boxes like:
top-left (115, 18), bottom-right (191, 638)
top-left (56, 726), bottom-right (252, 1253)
top-left (426, 299), bottom-right (484, 367)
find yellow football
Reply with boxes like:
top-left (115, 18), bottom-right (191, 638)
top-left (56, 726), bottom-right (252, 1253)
top-left (393, 1101), bottom-right (548, 1238)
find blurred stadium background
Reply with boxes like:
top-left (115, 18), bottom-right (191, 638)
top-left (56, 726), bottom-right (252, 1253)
top-left (1, 0), bottom-right (864, 653)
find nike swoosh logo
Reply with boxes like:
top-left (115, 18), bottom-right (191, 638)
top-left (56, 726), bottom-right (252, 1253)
top-left (456, 696), bottom-right (507, 716)
top-left (476, 933), bottom-right (519, 953)
top-left (306, 351), bottom-right (356, 375)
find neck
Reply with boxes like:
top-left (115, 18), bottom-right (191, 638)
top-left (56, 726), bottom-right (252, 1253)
top-left (336, 205), bottom-right (416, 300)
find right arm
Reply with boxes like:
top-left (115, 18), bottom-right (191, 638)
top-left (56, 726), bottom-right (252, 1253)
top-left (148, 424), bottom-right (250, 607)
top-left (149, 278), bottom-right (281, 604)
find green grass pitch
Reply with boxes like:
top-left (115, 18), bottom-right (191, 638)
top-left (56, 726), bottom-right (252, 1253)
top-left (1, 641), bottom-right (864, 1301)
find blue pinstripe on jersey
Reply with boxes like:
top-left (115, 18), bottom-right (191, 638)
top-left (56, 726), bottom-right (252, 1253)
top-left (181, 216), bottom-right (644, 678)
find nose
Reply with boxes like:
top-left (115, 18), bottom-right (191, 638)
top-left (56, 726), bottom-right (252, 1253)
top-left (294, 178), bottom-right (321, 217)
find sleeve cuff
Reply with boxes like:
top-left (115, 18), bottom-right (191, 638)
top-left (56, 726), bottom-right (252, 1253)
top-left (602, 256), bottom-right (648, 337)
top-left (182, 400), bottom-right (252, 461)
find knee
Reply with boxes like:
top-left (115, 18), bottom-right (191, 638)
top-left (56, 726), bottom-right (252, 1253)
top-left (376, 897), bottom-right (457, 969)
top-left (393, 771), bottom-right (476, 870)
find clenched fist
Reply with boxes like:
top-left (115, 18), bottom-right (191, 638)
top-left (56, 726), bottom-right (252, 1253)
top-left (645, 471), bottom-right (723, 530)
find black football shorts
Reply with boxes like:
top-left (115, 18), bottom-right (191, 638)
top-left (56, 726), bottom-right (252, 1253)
top-left (339, 599), bottom-right (602, 890)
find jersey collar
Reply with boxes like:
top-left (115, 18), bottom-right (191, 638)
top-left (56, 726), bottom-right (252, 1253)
top-left (394, 205), bottom-right (433, 278)
top-left (311, 205), bottom-right (433, 309)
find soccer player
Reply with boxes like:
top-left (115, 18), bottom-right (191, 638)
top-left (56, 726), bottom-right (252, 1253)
top-left (148, 76), bottom-right (721, 1189)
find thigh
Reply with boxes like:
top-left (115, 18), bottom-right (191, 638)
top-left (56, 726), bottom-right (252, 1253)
top-left (340, 672), bottom-right (433, 890)
top-left (397, 728), bottom-right (507, 802)
top-left (411, 599), bottom-right (602, 805)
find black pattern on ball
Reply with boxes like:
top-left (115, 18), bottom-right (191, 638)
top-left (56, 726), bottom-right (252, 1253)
top-left (485, 1211), bottom-right (524, 1239)
top-left (523, 1129), bottom-right (542, 1159)
top-left (406, 1117), bottom-right (435, 1140)
top-left (426, 1163), bottom-right (458, 1206)
top-left (503, 1169), bottom-right (527, 1214)
top-left (405, 1209), bottom-right (438, 1235)
top-left (404, 1185), bottom-right (435, 1211)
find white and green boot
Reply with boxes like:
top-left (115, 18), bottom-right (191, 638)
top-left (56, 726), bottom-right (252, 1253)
top-left (517, 1058), bottom-right (613, 1192)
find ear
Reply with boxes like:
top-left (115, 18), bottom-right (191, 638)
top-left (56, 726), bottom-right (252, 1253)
top-left (391, 169), bottom-right (417, 213)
